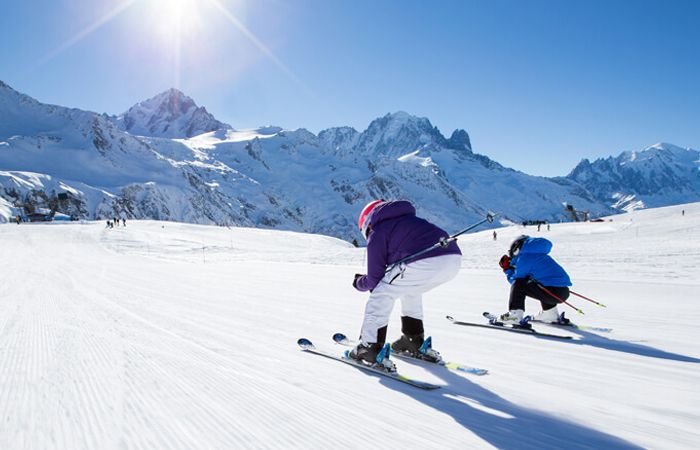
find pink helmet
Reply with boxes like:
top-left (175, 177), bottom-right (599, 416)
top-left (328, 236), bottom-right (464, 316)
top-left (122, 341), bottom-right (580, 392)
top-left (358, 199), bottom-right (384, 238)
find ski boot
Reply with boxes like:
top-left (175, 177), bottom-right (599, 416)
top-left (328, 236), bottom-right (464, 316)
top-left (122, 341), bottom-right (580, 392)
top-left (534, 307), bottom-right (560, 323)
top-left (347, 342), bottom-right (396, 372)
top-left (391, 333), bottom-right (442, 363)
top-left (499, 309), bottom-right (524, 324)
top-left (499, 309), bottom-right (531, 328)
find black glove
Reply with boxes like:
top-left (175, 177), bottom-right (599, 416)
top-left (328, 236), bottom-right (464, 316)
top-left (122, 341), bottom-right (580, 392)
top-left (499, 255), bottom-right (511, 270)
top-left (353, 273), bottom-right (364, 289)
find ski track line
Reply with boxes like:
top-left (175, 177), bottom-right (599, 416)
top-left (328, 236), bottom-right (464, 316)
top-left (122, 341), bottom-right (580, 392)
top-left (53, 257), bottom-right (365, 447)
top-left (89, 295), bottom-right (370, 448)
top-left (0, 226), bottom-right (322, 448)
top-left (62, 261), bottom-right (273, 448)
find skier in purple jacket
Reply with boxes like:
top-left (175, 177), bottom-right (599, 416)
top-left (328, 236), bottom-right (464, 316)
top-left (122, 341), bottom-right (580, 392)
top-left (348, 200), bottom-right (462, 368)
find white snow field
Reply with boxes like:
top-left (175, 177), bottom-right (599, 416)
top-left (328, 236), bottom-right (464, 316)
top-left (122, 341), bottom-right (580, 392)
top-left (1, 203), bottom-right (699, 449)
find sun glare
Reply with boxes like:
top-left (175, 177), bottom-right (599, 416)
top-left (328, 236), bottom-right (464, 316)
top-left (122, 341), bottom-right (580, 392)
top-left (151, 0), bottom-right (202, 40)
top-left (36, 0), bottom-right (306, 94)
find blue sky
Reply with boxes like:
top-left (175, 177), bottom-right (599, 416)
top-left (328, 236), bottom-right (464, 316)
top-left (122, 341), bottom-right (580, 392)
top-left (1, 0), bottom-right (698, 176)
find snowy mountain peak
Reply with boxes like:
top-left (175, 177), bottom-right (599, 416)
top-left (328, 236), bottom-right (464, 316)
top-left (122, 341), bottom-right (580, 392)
top-left (646, 142), bottom-right (686, 152)
top-left (0, 79), bottom-right (38, 107)
top-left (447, 129), bottom-right (472, 152)
top-left (115, 88), bottom-right (231, 139)
top-left (378, 111), bottom-right (436, 135)
top-left (317, 126), bottom-right (360, 155)
top-left (354, 111), bottom-right (449, 157)
top-left (567, 143), bottom-right (700, 210)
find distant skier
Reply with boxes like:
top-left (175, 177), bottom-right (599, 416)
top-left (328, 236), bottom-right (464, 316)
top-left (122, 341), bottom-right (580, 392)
top-left (493, 230), bottom-right (497, 241)
top-left (348, 200), bottom-right (462, 367)
top-left (122, 218), bottom-right (126, 227)
top-left (498, 235), bottom-right (571, 324)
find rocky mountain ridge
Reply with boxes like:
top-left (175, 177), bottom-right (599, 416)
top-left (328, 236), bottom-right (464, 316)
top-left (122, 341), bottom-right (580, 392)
top-left (1, 81), bottom-right (697, 240)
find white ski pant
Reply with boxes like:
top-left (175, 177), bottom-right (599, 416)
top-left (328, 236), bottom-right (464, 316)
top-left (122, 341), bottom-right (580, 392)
top-left (360, 254), bottom-right (462, 343)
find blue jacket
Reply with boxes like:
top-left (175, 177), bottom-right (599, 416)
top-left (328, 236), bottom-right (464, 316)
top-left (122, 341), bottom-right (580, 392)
top-left (504, 237), bottom-right (571, 287)
top-left (355, 201), bottom-right (461, 292)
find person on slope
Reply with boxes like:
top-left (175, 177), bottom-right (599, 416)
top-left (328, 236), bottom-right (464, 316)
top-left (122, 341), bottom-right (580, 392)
top-left (498, 235), bottom-right (572, 324)
top-left (349, 200), bottom-right (462, 368)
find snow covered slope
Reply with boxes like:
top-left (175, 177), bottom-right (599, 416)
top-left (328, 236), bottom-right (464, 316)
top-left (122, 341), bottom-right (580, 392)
top-left (566, 143), bottom-right (700, 211)
top-left (0, 202), bottom-right (698, 448)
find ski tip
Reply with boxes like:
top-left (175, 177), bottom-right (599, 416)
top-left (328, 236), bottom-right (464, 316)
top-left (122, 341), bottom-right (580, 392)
top-left (446, 315), bottom-right (454, 321)
top-left (332, 332), bottom-right (347, 344)
top-left (297, 338), bottom-right (314, 349)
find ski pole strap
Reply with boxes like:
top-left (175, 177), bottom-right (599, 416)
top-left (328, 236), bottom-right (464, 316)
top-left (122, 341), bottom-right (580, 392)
top-left (534, 280), bottom-right (585, 315)
top-left (570, 290), bottom-right (606, 308)
top-left (384, 213), bottom-right (496, 274)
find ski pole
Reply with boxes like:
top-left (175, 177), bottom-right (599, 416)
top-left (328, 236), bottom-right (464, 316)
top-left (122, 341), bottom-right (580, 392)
top-left (533, 281), bottom-right (585, 315)
top-left (385, 213), bottom-right (497, 274)
top-left (570, 290), bottom-right (606, 308)
top-left (448, 212), bottom-right (498, 241)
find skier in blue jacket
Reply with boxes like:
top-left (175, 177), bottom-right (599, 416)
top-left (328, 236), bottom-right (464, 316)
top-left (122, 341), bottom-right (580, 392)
top-left (349, 200), bottom-right (462, 368)
top-left (498, 235), bottom-right (572, 324)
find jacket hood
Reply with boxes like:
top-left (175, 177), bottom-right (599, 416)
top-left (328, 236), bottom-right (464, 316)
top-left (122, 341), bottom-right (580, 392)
top-left (367, 200), bottom-right (416, 228)
top-left (519, 237), bottom-right (553, 255)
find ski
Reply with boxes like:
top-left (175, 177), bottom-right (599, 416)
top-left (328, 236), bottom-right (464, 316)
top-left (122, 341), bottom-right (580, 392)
top-left (528, 312), bottom-right (612, 333)
top-left (297, 338), bottom-right (441, 390)
top-left (332, 333), bottom-right (488, 376)
top-left (445, 314), bottom-right (574, 340)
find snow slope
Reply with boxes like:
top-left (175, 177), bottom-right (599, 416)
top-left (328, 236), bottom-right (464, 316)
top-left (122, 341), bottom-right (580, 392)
top-left (0, 202), bottom-right (698, 449)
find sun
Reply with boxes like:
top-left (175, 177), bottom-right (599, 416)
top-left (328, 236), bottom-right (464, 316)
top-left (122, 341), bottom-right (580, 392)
top-left (36, 0), bottom-right (305, 93)
top-left (150, 0), bottom-right (202, 40)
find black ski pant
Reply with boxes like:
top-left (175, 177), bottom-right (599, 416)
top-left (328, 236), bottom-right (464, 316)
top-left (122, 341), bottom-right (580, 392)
top-left (509, 278), bottom-right (570, 311)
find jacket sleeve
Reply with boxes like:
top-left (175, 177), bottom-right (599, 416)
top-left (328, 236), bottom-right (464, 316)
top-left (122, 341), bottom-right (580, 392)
top-left (355, 230), bottom-right (388, 292)
top-left (504, 268), bottom-right (516, 284)
top-left (506, 254), bottom-right (534, 284)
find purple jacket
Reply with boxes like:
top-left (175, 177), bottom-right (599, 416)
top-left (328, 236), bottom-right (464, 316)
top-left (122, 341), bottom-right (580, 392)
top-left (355, 201), bottom-right (462, 292)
